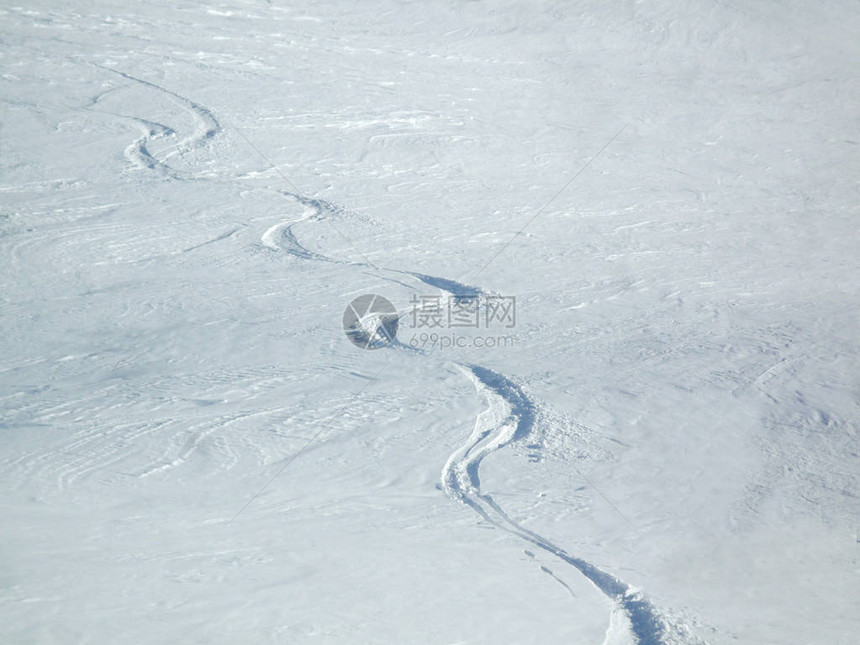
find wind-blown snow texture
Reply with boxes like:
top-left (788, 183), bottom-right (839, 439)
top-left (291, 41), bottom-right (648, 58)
top-left (2, 1), bottom-right (859, 644)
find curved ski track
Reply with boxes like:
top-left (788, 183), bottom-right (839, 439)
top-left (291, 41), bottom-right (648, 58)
top-left (443, 365), bottom-right (667, 645)
top-left (101, 67), bottom-right (687, 645)
top-left (256, 183), bottom-right (677, 643)
top-left (88, 64), bottom-right (221, 180)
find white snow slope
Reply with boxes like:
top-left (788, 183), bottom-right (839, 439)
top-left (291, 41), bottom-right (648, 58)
top-left (1, 1), bottom-right (858, 644)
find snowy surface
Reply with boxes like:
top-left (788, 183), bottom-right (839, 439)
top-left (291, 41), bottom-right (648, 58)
top-left (2, 1), bottom-right (859, 643)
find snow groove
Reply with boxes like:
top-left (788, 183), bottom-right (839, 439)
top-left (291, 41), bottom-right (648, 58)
top-left (257, 188), bottom-right (485, 301)
top-left (122, 118), bottom-right (179, 178)
top-left (260, 195), bottom-right (346, 264)
top-left (442, 364), bottom-right (668, 645)
top-left (90, 63), bottom-right (221, 179)
top-left (391, 270), bottom-right (484, 299)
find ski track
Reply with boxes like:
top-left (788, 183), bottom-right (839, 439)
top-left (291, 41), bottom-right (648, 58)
top-left (442, 364), bottom-right (668, 645)
top-left (89, 64), bottom-right (475, 299)
top-left (97, 65), bottom-right (686, 645)
top-left (122, 117), bottom-right (178, 178)
top-left (256, 175), bottom-right (678, 645)
top-left (88, 63), bottom-right (222, 180)
top-left (260, 196), bottom-right (344, 263)
top-left (256, 189), bottom-right (486, 308)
